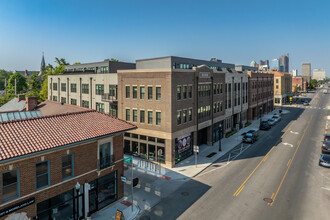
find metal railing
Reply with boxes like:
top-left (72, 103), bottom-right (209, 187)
top-left (98, 155), bottom-right (114, 170)
top-left (101, 93), bottom-right (117, 102)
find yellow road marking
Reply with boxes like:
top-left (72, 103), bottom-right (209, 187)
top-left (233, 184), bottom-right (244, 196)
top-left (268, 193), bottom-right (275, 205)
top-left (287, 159), bottom-right (291, 167)
top-left (263, 155), bottom-right (269, 162)
top-left (235, 185), bottom-right (245, 197)
top-left (281, 120), bottom-right (297, 138)
top-left (270, 116), bottom-right (313, 206)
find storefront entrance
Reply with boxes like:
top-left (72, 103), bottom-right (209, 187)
top-left (88, 171), bottom-right (117, 214)
top-left (198, 128), bottom-right (208, 146)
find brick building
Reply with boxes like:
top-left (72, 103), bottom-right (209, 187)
top-left (246, 71), bottom-right (274, 121)
top-left (0, 110), bottom-right (135, 219)
top-left (292, 77), bottom-right (306, 92)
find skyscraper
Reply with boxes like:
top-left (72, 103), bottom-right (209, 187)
top-left (271, 59), bottom-right (279, 71)
top-left (302, 63), bottom-right (311, 83)
top-left (279, 53), bottom-right (289, 72)
top-left (292, 69), bottom-right (298, 77)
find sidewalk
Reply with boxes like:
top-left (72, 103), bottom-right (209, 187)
top-left (92, 199), bottom-right (139, 220)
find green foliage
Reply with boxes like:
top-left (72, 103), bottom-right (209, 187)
top-left (39, 62), bottom-right (65, 101)
top-left (0, 94), bottom-right (15, 107)
top-left (6, 72), bottom-right (27, 95)
top-left (245, 122), bottom-right (251, 127)
top-left (294, 85), bottom-right (298, 92)
top-left (73, 62), bottom-right (81, 65)
top-left (26, 72), bottom-right (41, 97)
top-left (225, 130), bottom-right (237, 138)
top-left (310, 79), bottom-right (317, 88)
top-left (55, 57), bottom-right (69, 66)
top-left (0, 69), bottom-right (13, 90)
top-left (110, 58), bottom-right (119, 62)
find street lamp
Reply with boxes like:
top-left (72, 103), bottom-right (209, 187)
top-left (218, 123), bottom-right (222, 151)
top-left (75, 182), bottom-right (81, 219)
top-left (259, 106), bottom-right (263, 125)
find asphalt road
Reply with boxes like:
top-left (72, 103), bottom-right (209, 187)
top-left (139, 89), bottom-right (330, 220)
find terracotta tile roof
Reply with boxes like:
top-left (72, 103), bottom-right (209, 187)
top-left (35, 100), bottom-right (90, 116)
top-left (0, 110), bottom-right (136, 161)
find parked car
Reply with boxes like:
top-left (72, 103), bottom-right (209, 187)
top-left (247, 129), bottom-right (258, 137)
top-left (303, 101), bottom-right (309, 106)
top-left (322, 141), bottom-right (330, 154)
top-left (324, 134), bottom-right (330, 141)
top-left (272, 115), bottom-right (281, 123)
top-left (319, 154), bottom-right (330, 168)
top-left (268, 118), bottom-right (276, 126)
top-left (242, 131), bottom-right (258, 143)
top-left (260, 121), bottom-right (271, 130)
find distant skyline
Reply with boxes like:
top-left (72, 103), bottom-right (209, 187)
top-left (0, 0), bottom-right (329, 76)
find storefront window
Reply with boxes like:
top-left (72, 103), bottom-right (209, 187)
top-left (124, 140), bottom-right (131, 155)
top-left (157, 146), bottom-right (165, 164)
top-left (148, 144), bottom-right (155, 161)
top-left (132, 141), bottom-right (139, 156)
top-left (97, 172), bottom-right (117, 209)
top-left (140, 143), bottom-right (147, 159)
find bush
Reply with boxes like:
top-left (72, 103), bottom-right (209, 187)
top-left (245, 122), bottom-right (251, 127)
top-left (225, 130), bottom-right (237, 138)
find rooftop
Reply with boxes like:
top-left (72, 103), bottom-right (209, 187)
top-left (0, 110), bottom-right (136, 162)
top-left (36, 99), bottom-right (90, 116)
top-left (0, 98), bottom-right (26, 112)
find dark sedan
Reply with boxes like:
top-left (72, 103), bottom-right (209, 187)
top-left (319, 154), bottom-right (330, 168)
top-left (322, 141), bottom-right (330, 154)
top-left (260, 121), bottom-right (271, 130)
top-left (324, 134), bottom-right (330, 141)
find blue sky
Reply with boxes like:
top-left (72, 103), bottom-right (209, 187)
top-left (0, 0), bottom-right (329, 76)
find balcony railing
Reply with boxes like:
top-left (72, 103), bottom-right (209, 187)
top-left (101, 93), bottom-right (117, 102)
top-left (98, 155), bottom-right (114, 170)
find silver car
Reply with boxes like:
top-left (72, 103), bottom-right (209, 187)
top-left (319, 154), bottom-right (330, 168)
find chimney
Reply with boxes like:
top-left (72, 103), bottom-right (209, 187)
top-left (18, 94), bottom-right (25, 102)
top-left (26, 97), bottom-right (38, 111)
top-left (25, 70), bottom-right (28, 77)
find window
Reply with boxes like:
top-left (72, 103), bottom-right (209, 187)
top-left (188, 108), bottom-right (192, 121)
top-left (109, 103), bottom-right (117, 117)
top-left (71, 83), bottom-right (77, 93)
top-left (183, 109), bottom-right (187, 123)
top-left (188, 85), bottom-right (192, 98)
top-left (183, 86), bottom-right (187, 99)
top-left (140, 87), bottom-right (145, 99)
top-left (96, 102), bottom-right (104, 113)
top-left (71, 99), bottom-right (77, 105)
top-left (60, 83), bottom-right (66, 92)
top-left (133, 86), bottom-right (137, 99)
top-left (82, 100), bottom-right (89, 108)
top-left (177, 111), bottom-right (181, 125)
top-left (109, 85), bottom-right (117, 97)
top-left (53, 83), bottom-right (57, 91)
top-left (126, 109), bottom-right (130, 121)
top-left (177, 86), bottom-right (181, 100)
top-left (53, 96), bottom-right (57, 101)
top-left (140, 110), bottom-right (145, 123)
top-left (156, 87), bottom-right (161, 100)
top-left (61, 97), bottom-right (66, 103)
top-left (126, 86), bottom-right (130, 98)
top-left (96, 84), bottom-right (104, 95)
top-left (148, 111), bottom-right (153, 124)
top-left (276, 85), bottom-right (279, 89)
top-left (36, 161), bottom-right (49, 189)
top-left (148, 87), bottom-right (153, 99)
top-left (62, 154), bottom-right (73, 180)
top-left (276, 79), bottom-right (279, 83)
top-left (2, 169), bottom-right (19, 202)
top-left (99, 143), bottom-right (112, 169)
top-left (133, 110), bottom-right (137, 122)
top-left (100, 66), bottom-right (109, 73)
top-left (156, 112), bottom-right (161, 125)
top-left (82, 84), bottom-right (89, 94)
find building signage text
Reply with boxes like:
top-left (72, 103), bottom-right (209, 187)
top-left (0, 197), bottom-right (35, 217)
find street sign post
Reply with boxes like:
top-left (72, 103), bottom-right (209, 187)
top-left (193, 145), bottom-right (199, 168)
top-left (121, 176), bottom-right (127, 183)
top-left (124, 157), bottom-right (132, 164)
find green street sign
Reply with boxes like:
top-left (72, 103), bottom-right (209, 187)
top-left (124, 157), bottom-right (132, 164)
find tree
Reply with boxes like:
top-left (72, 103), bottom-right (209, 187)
top-left (26, 72), bottom-right (41, 97)
top-left (39, 62), bottom-right (65, 101)
top-left (110, 58), bottom-right (119, 62)
top-left (55, 57), bottom-right (69, 66)
top-left (294, 85), bottom-right (298, 93)
top-left (0, 69), bottom-right (13, 90)
top-left (310, 79), bottom-right (317, 88)
top-left (6, 72), bottom-right (27, 95)
top-left (73, 62), bottom-right (81, 65)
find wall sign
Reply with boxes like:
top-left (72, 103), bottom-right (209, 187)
top-left (199, 72), bottom-right (210, 78)
top-left (0, 197), bottom-right (35, 217)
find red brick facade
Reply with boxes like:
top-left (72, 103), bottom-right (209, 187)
top-left (0, 134), bottom-right (124, 219)
top-left (247, 71), bottom-right (274, 121)
top-left (292, 77), bottom-right (306, 92)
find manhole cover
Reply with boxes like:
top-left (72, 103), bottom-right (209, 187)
top-left (181, 192), bottom-right (189, 196)
top-left (213, 164), bottom-right (221, 167)
top-left (263, 198), bottom-right (273, 203)
top-left (206, 152), bottom-right (217, 158)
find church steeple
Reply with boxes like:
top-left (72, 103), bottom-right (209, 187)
top-left (41, 52), bottom-right (45, 69)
